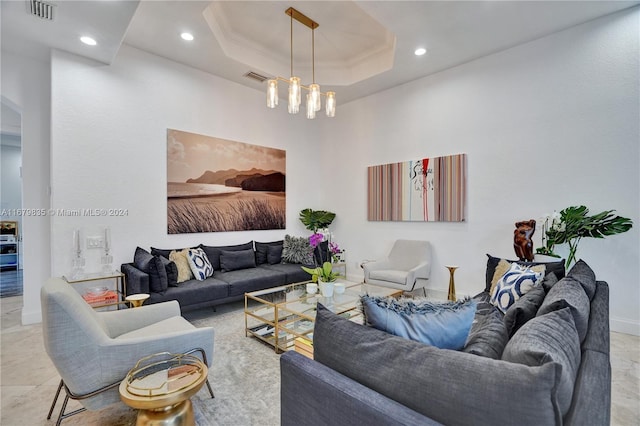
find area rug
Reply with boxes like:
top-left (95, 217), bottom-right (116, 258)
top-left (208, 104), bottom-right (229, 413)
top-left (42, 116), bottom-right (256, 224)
top-left (184, 301), bottom-right (282, 426)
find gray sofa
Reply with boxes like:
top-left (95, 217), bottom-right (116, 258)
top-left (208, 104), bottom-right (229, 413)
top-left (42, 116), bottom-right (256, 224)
top-left (281, 260), bottom-right (610, 426)
top-left (121, 240), bottom-right (316, 311)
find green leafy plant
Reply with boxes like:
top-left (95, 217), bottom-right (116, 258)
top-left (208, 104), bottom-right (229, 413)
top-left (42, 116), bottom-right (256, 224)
top-left (299, 209), bottom-right (336, 232)
top-left (536, 205), bottom-right (633, 268)
top-left (301, 262), bottom-right (340, 283)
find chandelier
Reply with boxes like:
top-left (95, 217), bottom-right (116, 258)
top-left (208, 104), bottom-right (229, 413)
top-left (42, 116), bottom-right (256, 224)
top-left (266, 7), bottom-right (336, 119)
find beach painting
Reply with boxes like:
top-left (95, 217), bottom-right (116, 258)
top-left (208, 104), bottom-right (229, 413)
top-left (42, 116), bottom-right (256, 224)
top-left (167, 129), bottom-right (286, 233)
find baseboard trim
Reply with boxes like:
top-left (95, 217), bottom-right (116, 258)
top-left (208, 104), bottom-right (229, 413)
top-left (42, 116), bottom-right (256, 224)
top-left (610, 317), bottom-right (640, 336)
top-left (22, 308), bottom-right (42, 325)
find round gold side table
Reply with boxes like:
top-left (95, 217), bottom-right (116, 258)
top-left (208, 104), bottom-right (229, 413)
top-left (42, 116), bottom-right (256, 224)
top-left (126, 294), bottom-right (150, 308)
top-left (119, 353), bottom-right (207, 426)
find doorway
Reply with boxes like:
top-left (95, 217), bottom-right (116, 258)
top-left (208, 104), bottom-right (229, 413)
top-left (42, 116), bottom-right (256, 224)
top-left (0, 99), bottom-right (23, 297)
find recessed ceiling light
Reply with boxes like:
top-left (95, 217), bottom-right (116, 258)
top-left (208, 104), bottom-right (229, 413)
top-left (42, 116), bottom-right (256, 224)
top-left (80, 36), bottom-right (97, 46)
top-left (414, 47), bottom-right (427, 56)
top-left (181, 32), bottom-right (194, 41)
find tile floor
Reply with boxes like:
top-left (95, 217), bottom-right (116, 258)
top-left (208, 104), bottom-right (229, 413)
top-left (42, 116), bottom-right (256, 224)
top-left (1, 295), bottom-right (639, 425)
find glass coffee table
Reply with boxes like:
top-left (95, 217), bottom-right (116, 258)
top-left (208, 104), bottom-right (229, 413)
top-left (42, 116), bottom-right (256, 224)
top-left (244, 281), bottom-right (402, 353)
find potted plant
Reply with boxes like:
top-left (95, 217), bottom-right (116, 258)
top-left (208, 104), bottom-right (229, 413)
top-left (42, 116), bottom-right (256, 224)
top-left (301, 262), bottom-right (340, 297)
top-left (536, 205), bottom-right (633, 269)
top-left (299, 209), bottom-right (336, 233)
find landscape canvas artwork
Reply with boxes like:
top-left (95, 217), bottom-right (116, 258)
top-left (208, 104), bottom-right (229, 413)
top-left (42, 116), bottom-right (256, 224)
top-left (367, 153), bottom-right (467, 222)
top-left (167, 129), bottom-right (286, 233)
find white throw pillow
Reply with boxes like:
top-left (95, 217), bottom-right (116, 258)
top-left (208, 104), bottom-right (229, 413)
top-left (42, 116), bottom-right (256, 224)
top-left (186, 248), bottom-right (214, 281)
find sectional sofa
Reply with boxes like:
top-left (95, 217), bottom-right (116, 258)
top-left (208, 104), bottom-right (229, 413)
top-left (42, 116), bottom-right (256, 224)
top-left (281, 259), bottom-right (610, 426)
top-left (121, 239), bottom-right (324, 311)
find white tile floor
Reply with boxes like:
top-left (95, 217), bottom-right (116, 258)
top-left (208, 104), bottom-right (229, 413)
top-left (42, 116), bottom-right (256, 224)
top-left (1, 295), bottom-right (638, 425)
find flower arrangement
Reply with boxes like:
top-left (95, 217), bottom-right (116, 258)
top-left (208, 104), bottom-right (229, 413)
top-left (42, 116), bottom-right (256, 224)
top-left (301, 262), bottom-right (340, 283)
top-left (536, 205), bottom-right (633, 268)
top-left (329, 241), bottom-right (342, 263)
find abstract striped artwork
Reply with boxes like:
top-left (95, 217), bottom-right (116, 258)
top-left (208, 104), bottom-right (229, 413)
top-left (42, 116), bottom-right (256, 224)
top-left (367, 153), bottom-right (467, 222)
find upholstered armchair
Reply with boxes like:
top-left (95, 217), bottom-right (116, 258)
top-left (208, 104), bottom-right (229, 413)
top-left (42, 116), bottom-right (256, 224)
top-left (363, 240), bottom-right (432, 292)
top-left (41, 278), bottom-right (214, 425)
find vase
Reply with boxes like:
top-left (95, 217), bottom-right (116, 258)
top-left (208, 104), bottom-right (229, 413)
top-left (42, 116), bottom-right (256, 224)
top-left (446, 265), bottom-right (458, 302)
top-left (318, 280), bottom-right (334, 298)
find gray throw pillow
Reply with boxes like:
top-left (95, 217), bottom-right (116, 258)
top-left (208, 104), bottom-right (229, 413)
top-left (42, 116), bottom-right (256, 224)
top-left (267, 244), bottom-right (283, 265)
top-left (200, 242), bottom-right (254, 270)
top-left (566, 260), bottom-right (596, 301)
top-left (542, 271), bottom-right (559, 293)
top-left (133, 247), bottom-right (168, 293)
top-left (537, 277), bottom-right (590, 343)
top-left (255, 240), bottom-right (283, 265)
top-left (361, 295), bottom-right (477, 350)
top-left (313, 303), bottom-right (563, 426)
top-left (281, 235), bottom-right (314, 264)
top-left (502, 308), bottom-right (581, 416)
top-left (219, 248), bottom-right (256, 272)
top-left (463, 307), bottom-right (509, 359)
top-left (503, 285), bottom-right (546, 337)
top-left (158, 255), bottom-right (178, 287)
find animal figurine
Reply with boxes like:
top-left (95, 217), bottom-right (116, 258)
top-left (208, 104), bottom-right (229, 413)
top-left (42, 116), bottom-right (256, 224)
top-left (514, 220), bottom-right (536, 261)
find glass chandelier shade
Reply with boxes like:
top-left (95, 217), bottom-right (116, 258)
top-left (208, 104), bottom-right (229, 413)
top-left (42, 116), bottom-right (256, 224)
top-left (288, 76), bottom-right (301, 114)
top-left (325, 91), bottom-right (336, 117)
top-left (267, 79), bottom-right (278, 108)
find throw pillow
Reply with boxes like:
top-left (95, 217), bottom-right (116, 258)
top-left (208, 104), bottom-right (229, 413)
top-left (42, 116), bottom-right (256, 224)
top-left (503, 285), bottom-right (546, 337)
top-left (490, 263), bottom-right (543, 313)
top-left (169, 249), bottom-right (193, 283)
top-left (219, 249), bottom-right (256, 272)
top-left (484, 254), bottom-right (565, 293)
top-left (267, 244), bottom-right (283, 264)
top-left (537, 276), bottom-right (590, 343)
top-left (255, 240), bottom-right (283, 265)
top-left (200, 242), bottom-right (254, 271)
top-left (542, 271), bottom-right (559, 293)
top-left (565, 259), bottom-right (596, 301)
top-left (361, 295), bottom-right (477, 350)
top-left (133, 247), bottom-right (168, 293)
top-left (158, 255), bottom-right (178, 287)
top-left (502, 307), bottom-right (581, 416)
top-left (463, 307), bottom-right (509, 359)
top-left (186, 248), bottom-right (214, 280)
top-left (489, 259), bottom-right (546, 296)
top-left (281, 235), bottom-right (314, 264)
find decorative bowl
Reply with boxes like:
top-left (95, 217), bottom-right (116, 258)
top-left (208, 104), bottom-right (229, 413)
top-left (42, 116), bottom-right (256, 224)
top-left (86, 286), bottom-right (109, 297)
top-left (334, 283), bottom-right (346, 294)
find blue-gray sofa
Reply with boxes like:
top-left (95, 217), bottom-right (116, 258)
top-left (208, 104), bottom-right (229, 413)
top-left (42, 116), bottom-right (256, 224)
top-left (121, 240), bottom-right (318, 311)
top-left (280, 260), bottom-right (610, 426)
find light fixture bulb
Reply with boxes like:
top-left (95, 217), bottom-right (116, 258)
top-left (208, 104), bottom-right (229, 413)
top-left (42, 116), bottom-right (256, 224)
top-left (288, 77), bottom-right (301, 114)
top-left (414, 47), bottom-right (427, 56)
top-left (267, 79), bottom-right (278, 108)
top-left (306, 93), bottom-right (316, 119)
top-left (181, 32), bottom-right (194, 41)
top-left (325, 91), bottom-right (336, 117)
top-left (80, 36), bottom-right (97, 46)
top-left (309, 84), bottom-right (321, 112)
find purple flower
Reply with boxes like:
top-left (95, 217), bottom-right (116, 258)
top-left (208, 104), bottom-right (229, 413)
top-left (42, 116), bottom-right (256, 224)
top-left (309, 233), bottom-right (324, 248)
top-left (329, 242), bottom-right (340, 254)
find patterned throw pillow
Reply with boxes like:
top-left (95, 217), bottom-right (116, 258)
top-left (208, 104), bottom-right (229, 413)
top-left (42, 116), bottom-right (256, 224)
top-left (281, 235), bottom-right (314, 264)
top-left (169, 249), bottom-right (193, 283)
top-left (186, 248), bottom-right (214, 281)
top-left (489, 259), bottom-right (546, 296)
top-left (490, 263), bottom-right (543, 313)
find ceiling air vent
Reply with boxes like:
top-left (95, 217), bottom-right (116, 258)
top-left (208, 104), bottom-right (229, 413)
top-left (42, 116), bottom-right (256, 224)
top-left (29, 0), bottom-right (55, 20)
top-left (243, 71), bottom-right (269, 83)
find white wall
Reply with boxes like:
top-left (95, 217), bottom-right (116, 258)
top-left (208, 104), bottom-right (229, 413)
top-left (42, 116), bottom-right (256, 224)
top-left (0, 50), bottom-right (52, 324)
top-left (326, 8), bottom-right (639, 334)
top-left (50, 46), bottom-right (322, 280)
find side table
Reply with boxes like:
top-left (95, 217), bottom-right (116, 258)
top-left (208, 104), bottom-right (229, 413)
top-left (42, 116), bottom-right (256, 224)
top-left (119, 352), bottom-right (207, 426)
top-left (126, 294), bottom-right (150, 308)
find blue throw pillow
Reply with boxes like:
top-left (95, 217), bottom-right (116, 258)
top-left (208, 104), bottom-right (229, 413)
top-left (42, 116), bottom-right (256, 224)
top-left (361, 295), bottom-right (477, 350)
top-left (490, 263), bottom-right (543, 313)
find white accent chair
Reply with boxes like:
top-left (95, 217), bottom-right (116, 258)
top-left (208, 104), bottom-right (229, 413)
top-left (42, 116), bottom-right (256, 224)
top-left (363, 240), bottom-right (432, 293)
top-left (41, 278), bottom-right (215, 425)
